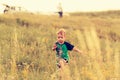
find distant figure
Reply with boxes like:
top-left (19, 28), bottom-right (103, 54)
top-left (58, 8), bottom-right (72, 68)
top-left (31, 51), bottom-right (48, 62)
top-left (3, 5), bottom-right (10, 13)
top-left (2, 4), bottom-right (22, 14)
top-left (57, 3), bottom-right (63, 18)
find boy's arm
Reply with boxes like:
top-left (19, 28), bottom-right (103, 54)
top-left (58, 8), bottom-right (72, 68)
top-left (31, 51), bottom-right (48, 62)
top-left (73, 47), bottom-right (83, 54)
top-left (52, 44), bottom-right (57, 51)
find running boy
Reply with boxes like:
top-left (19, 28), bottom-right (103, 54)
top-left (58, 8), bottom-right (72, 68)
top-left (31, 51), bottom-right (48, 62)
top-left (52, 29), bottom-right (83, 69)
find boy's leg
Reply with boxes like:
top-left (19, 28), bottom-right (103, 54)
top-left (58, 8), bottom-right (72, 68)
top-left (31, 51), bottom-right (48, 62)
top-left (58, 59), bottom-right (69, 80)
top-left (58, 59), bottom-right (65, 80)
top-left (59, 59), bottom-right (65, 69)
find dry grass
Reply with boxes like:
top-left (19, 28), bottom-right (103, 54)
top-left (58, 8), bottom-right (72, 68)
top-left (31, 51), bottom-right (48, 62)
top-left (0, 11), bottom-right (120, 80)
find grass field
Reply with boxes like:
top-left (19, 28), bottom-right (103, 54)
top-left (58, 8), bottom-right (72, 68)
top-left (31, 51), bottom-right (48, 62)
top-left (0, 11), bottom-right (120, 80)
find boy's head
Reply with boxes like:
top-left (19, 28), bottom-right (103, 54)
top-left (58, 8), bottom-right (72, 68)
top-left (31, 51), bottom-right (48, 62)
top-left (57, 29), bottom-right (66, 37)
top-left (57, 29), bottom-right (66, 44)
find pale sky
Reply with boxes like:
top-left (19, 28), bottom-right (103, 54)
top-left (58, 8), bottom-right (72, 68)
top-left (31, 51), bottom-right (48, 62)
top-left (0, 0), bottom-right (120, 13)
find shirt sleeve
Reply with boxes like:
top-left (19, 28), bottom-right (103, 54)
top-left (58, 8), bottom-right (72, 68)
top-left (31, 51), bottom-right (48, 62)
top-left (64, 42), bottom-right (74, 51)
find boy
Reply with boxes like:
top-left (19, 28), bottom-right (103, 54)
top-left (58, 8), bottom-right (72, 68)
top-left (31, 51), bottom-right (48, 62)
top-left (52, 29), bottom-right (83, 69)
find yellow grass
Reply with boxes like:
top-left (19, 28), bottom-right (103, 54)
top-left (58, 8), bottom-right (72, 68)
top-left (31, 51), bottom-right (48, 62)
top-left (0, 11), bottom-right (120, 80)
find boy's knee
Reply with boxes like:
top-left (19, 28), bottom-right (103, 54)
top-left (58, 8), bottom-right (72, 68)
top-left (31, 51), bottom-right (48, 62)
top-left (59, 59), bottom-right (64, 64)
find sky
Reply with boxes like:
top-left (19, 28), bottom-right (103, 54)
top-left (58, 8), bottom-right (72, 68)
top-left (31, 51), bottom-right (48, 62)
top-left (0, 0), bottom-right (120, 13)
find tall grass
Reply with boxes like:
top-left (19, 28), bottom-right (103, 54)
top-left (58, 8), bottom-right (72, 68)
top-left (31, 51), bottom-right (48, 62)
top-left (0, 11), bottom-right (120, 80)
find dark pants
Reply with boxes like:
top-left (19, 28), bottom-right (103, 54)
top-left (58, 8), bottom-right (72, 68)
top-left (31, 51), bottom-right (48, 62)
top-left (58, 12), bottom-right (63, 18)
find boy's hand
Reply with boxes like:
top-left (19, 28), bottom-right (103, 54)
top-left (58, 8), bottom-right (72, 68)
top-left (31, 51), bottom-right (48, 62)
top-left (52, 44), bottom-right (57, 51)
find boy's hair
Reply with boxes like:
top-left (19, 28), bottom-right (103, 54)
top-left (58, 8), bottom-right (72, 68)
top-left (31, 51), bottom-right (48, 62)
top-left (57, 29), bottom-right (66, 37)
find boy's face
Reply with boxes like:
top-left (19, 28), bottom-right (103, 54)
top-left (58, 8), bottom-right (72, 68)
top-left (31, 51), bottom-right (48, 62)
top-left (57, 34), bottom-right (65, 44)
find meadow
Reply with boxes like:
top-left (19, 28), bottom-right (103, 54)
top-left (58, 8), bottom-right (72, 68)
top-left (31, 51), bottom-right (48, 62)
top-left (0, 11), bottom-right (120, 80)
